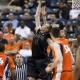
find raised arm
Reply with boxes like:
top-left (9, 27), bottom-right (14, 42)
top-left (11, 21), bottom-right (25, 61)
top-left (35, 0), bottom-right (42, 31)
top-left (41, 6), bottom-right (47, 24)
top-left (45, 39), bottom-right (63, 73)
top-left (7, 0), bottom-right (14, 6)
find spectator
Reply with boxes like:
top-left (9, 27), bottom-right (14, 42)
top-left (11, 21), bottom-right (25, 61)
top-left (15, 20), bottom-right (31, 40)
top-left (69, 8), bottom-right (80, 19)
top-left (7, 54), bottom-right (27, 80)
top-left (57, 2), bottom-right (69, 20)
top-left (22, 32), bottom-right (33, 49)
top-left (5, 37), bottom-right (19, 60)
top-left (23, 12), bottom-right (35, 31)
top-left (6, 0), bottom-right (24, 10)
top-left (14, 34), bottom-right (22, 49)
top-left (3, 13), bottom-right (19, 30)
top-left (24, 0), bottom-right (36, 9)
top-left (3, 26), bottom-right (13, 43)
top-left (19, 42), bottom-right (32, 63)
top-left (48, 14), bottom-right (64, 30)
top-left (7, 23), bottom-right (15, 34)
top-left (0, 31), bottom-right (8, 45)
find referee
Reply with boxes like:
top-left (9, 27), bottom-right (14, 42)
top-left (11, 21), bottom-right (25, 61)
top-left (7, 54), bottom-right (27, 80)
top-left (27, 0), bottom-right (52, 80)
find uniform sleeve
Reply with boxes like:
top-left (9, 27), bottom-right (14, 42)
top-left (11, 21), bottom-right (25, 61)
top-left (8, 57), bottom-right (15, 70)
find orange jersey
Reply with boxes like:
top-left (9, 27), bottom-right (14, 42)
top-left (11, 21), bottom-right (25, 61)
top-left (3, 33), bottom-right (13, 43)
top-left (52, 38), bottom-right (73, 80)
top-left (52, 38), bottom-right (72, 72)
top-left (22, 40), bottom-right (32, 49)
top-left (57, 38), bottom-right (73, 71)
top-left (5, 44), bottom-right (19, 59)
top-left (0, 52), bottom-right (15, 78)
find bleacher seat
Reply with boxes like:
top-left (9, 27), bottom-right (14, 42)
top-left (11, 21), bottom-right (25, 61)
top-left (1, 15), bottom-right (8, 21)
top-left (47, 9), bottom-right (59, 14)
top-left (0, 20), bottom-right (6, 28)
top-left (50, 3), bottom-right (59, 8)
top-left (67, 32), bottom-right (76, 38)
top-left (2, 9), bottom-right (17, 15)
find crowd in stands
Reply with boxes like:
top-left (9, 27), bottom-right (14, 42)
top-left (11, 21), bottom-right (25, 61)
top-left (0, 0), bottom-right (79, 80)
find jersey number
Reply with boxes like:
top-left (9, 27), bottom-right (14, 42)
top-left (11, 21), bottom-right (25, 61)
top-left (0, 58), bottom-right (4, 65)
top-left (64, 45), bottom-right (71, 53)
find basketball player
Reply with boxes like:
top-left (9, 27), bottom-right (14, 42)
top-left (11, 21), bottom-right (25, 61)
top-left (27, 0), bottom-right (52, 80)
top-left (73, 32), bottom-right (80, 80)
top-left (0, 43), bottom-right (16, 80)
top-left (45, 27), bottom-right (74, 80)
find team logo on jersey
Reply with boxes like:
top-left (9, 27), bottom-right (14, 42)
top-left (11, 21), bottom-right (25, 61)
top-left (0, 58), bottom-right (4, 65)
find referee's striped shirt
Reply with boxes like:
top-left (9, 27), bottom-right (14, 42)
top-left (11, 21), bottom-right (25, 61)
top-left (8, 63), bottom-right (27, 80)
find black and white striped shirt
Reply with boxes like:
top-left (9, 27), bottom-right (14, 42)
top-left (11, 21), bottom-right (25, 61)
top-left (8, 63), bottom-right (27, 80)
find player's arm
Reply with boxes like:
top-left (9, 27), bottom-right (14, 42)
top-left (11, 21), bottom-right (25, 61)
top-left (73, 48), bottom-right (80, 80)
top-left (35, 0), bottom-right (42, 31)
top-left (46, 39), bottom-right (63, 73)
top-left (49, 42), bottom-right (63, 68)
top-left (8, 57), bottom-right (16, 80)
top-left (7, 0), bottom-right (14, 6)
top-left (41, 6), bottom-right (47, 24)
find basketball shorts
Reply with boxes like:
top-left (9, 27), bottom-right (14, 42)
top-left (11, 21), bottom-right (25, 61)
top-left (27, 58), bottom-right (51, 80)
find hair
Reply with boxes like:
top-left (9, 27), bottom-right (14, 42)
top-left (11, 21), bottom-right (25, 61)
top-left (7, 23), bottom-right (13, 27)
top-left (14, 34), bottom-right (21, 42)
top-left (51, 27), bottom-right (60, 38)
top-left (47, 23), bottom-right (52, 32)
top-left (60, 30), bottom-right (67, 38)
top-left (9, 12), bottom-right (14, 15)
top-left (0, 43), bottom-right (5, 52)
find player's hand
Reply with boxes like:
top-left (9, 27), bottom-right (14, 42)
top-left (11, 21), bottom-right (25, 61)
top-left (45, 66), bottom-right (52, 73)
top-left (45, 63), bottom-right (53, 73)
top-left (47, 63), bottom-right (53, 67)
top-left (41, 6), bottom-right (47, 16)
